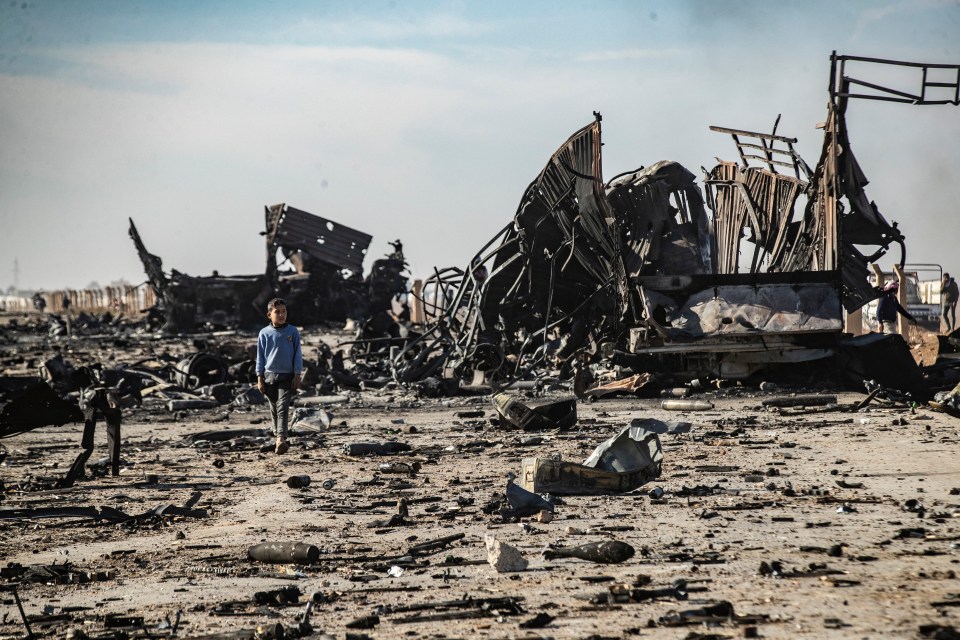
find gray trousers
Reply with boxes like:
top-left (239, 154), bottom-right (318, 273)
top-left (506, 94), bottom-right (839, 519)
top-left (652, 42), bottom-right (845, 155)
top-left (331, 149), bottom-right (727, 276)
top-left (263, 373), bottom-right (294, 438)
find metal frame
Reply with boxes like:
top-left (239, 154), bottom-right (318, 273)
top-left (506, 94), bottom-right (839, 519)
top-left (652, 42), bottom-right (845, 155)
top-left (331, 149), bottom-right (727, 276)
top-left (831, 53), bottom-right (960, 105)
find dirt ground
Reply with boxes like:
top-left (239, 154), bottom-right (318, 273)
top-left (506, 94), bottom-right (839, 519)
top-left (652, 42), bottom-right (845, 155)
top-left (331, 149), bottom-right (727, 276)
top-left (1, 328), bottom-right (959, 640)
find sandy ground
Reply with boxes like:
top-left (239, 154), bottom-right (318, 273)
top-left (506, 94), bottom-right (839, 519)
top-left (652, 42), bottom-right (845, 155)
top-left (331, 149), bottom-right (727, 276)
top-left (1, 332), bottom-right (959, 639)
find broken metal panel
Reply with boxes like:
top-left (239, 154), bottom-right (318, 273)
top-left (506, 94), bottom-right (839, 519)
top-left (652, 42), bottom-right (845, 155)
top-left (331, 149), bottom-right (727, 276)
top-left (265, 203), bottom-right (371, 275)
top-left (708, 125), bottom-right (813, 180)
top-left (833, 123), bottom-right (905, 310)
top-left (396, 116), bottom-right (633, 381)
top-left (812, 53), bottom-right (959, 312)
top-left (503, 116), bottom-right (627, 326)
top-left (705, 162), bottom-right (807, 274)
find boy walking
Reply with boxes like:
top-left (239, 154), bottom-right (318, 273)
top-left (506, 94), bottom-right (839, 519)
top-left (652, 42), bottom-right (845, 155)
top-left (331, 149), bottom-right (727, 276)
top-left (256, 298), bottom-right (303, 454)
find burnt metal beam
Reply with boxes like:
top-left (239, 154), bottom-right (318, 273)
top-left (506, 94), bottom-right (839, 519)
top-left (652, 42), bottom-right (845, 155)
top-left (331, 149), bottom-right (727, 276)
top-left (832, 51), bottom-right (960, 105)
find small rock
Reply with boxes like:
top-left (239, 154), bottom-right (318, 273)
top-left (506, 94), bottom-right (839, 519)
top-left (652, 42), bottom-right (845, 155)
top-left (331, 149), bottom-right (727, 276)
top-left (537, 509), bottom-right (553, 524)
top-left (484, 535), bottom-right (528, 573)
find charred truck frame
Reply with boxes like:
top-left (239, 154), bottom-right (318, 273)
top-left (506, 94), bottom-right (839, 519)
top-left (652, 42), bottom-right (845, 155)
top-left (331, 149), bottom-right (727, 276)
top-left (399, 53), bottom-right (959, 384)
top-left (129, 204), bottom-right (408, 333)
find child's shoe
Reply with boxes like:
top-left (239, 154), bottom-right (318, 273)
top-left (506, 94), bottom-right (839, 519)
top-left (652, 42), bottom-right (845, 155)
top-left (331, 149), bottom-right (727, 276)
top-left (275, 437), bottom-right (289, 455)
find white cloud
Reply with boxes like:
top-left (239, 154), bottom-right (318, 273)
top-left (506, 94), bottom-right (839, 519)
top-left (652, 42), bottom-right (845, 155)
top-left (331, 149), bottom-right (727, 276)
top-left (853, 0), bottom-right (959, 40)
top-left (574, 48), bottom-right (683, 63)
top-left (292, 13), bottom-right (492, 41)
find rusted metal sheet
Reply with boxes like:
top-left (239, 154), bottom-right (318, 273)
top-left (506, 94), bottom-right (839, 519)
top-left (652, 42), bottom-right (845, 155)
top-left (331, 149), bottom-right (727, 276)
top-left (704, 160), bottom-right (807, 275)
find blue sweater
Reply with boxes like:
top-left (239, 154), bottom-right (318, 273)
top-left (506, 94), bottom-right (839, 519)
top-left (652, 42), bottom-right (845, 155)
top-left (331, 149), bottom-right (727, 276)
top-left (256, 323), bottom-right (303, 377)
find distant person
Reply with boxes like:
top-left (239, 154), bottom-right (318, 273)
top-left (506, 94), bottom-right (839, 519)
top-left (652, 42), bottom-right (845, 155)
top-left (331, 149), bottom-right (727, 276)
top-left (875, 281), bottom-right (917, 334)
top-left (255, 298), bottom-right (302, 454)
top-left (32, 292), bottom-right (46, 313)
top-left (62, 292), bottom-right (73, 338)
top-left (941, 272), bottom-right (959, 332)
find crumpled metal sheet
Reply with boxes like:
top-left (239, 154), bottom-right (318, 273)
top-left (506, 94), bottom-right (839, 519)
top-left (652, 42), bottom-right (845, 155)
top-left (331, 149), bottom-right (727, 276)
top-left (665, 283), bottom-right (843, 337)
top-left (582, 421), bottom-right (663, 473)
top-left (607, 160), bottom-right (712, 277)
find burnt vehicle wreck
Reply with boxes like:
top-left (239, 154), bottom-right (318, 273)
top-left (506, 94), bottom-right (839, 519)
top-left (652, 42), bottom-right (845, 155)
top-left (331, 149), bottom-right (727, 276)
top-left (389, 54), bottom-right (959, 389)
top-left (129, 204), bottom-right (408, 333)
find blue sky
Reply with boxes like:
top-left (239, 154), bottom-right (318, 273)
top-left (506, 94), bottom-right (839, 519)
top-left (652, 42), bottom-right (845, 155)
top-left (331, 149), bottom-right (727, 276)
top-left (2, 0), bottom-right (959, 290)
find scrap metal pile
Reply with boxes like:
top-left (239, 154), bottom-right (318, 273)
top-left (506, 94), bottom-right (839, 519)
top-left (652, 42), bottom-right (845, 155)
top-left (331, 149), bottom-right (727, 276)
top-left (377, 55), bottom-right (959, 397)
top-left (129, 203), bottom-right (408, 334)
